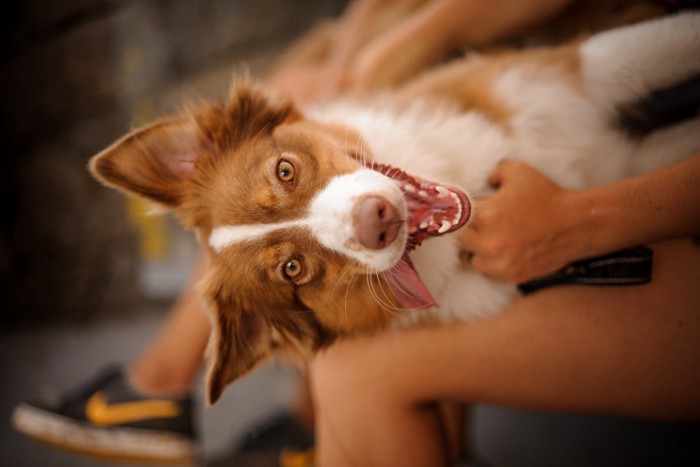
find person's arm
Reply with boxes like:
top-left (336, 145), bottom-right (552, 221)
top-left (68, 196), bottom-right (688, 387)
top-left (460, 154), bottom-right (700, 284)
top-left (264, 0), bottom-right (574, 101)
top-left (348, 0), bottom-right (573, 93)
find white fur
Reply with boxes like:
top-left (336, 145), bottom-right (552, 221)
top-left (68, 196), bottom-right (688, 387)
top-left (308, 168), bottom-right (408, 270)
top-left (210, 221), bottom-right (311, 251)
top-left (306, 12), bottom-right (700, 324)
top-left (211, 13), bottom-right (700, 325)
top-left (581, 12), bottom-right (700, 110)
top-left (210, 168), bottom-right (407, 270)
top-left (307, 101), bottom-right (520, 322)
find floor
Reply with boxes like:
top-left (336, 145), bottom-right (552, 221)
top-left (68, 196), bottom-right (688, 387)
top-left (0, 307), bottom-right (300, 467)
top-left (3, 308), bottom-right (700, 467)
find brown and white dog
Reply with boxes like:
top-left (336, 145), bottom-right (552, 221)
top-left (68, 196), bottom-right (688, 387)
top-left (90, 12), bottom-right (700, 404)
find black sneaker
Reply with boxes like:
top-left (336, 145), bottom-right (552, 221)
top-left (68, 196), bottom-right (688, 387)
top-left (206, 413), bottom-right (314, 467)
top-left (11, 364), bottom-right (198, 464)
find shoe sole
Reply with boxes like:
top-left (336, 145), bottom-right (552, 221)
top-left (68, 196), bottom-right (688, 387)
top-left (11, 403), bottom-right (197, 464)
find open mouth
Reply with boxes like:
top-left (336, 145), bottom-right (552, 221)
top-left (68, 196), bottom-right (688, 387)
top-left (369, 163), bottom-right (472, 310)
top-left (370, 163), bottom-right (471, 250)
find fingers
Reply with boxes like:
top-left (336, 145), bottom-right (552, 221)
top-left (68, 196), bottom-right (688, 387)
top-left (460, 160), bottom-right (570, 283)
top-left (488, 159), bottom-right (531, 187)
top-left (486, 160), bottom-right (508, 188)
top-left (459, 224), bottom-right (495, 277)
top-left (487, 159), bottom-right (527, 188)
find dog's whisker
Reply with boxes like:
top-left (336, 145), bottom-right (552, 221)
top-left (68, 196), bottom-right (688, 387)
top-left (353, 137), bottom-right (364, 166)
top-left (354, 135), bottom-right (371, 167)
top-left (344, 269), bottom-right (364, 330)
top-left (365, 268), bottom-right (404, 316)
top-left (375, 276), bottom-right (407, 314)
top-left (331, 260), bottom-right (357, 297)
top-left (332, 257), bottom-right (363, 327)
top-left (365, 273), bottom-right (392, 314)
top-left (251, 121), bottom-right (273, 145)
top-left (371, 277), bottom-right (404, 316)
top-left (341, 264), bottom-right (362, 329)
top-left (342, 126), bottom-right (358, 172)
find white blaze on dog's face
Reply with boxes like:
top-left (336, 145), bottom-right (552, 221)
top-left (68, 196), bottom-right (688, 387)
top-left (209, 167), bottom-right (407, 270)
top-left (89, 84), bottom-right (470, 404)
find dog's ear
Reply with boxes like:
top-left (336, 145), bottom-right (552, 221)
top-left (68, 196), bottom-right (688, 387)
top-left (202, 266), bottom-right (273, 405)
top-left (89, 117), bottom-right (209, 208)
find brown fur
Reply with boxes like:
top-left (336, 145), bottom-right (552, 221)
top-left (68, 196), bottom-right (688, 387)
top-left (90, 84), bottom-right (403, 403)
top-left (90, 3), bottom-right (688, 404)
top-left (88, 37), bottom-right (598, 405)
top-left (395, 43), bottom-right (583, 128)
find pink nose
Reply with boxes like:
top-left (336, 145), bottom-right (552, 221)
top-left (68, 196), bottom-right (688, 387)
top-left (353, 196), bottom-right (401, 250)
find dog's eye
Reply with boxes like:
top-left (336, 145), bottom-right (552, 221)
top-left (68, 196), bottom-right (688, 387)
top-left (283, 258), bottom-right (304, 280)
top-left (283, 258), bottom-right (303, 280)
top-left (277, 160), bottom-right (296, 184)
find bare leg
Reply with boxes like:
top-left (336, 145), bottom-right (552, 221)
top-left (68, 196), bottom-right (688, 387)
top-left (311, 239), bottom-right (700, 466)
top-left (129, 250), bottom-right (212, 397)
top-left (293, 370), bottom-right (317, 430)
top-left (439, 401), bottom-right (466, 462)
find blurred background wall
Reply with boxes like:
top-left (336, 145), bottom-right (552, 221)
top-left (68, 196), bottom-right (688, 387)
top-left (2, 3), bottom-right (700, 467)
top-left (0, 0), bottom-right (348, 327)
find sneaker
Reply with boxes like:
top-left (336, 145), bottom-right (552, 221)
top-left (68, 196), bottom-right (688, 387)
top-left (11, 364), bottom-right (197, 464)
top-left (207, 413), bottom-right (314, 467)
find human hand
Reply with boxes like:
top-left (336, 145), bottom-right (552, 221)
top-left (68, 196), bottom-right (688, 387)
top-left (265, 1), bottom-right (434, 102)
top-left (347, 21), bottom-right (445, 94)
top-left (346, 0), bottom-right (460, 95)
top-left (460, 160), bottom-right (588, 284)
top-left (264, 65), bottom-right (346, 104)
top-left (323, 0), bottom-right (443, 97)
top-left (346, 0), bottom-right (575, 95)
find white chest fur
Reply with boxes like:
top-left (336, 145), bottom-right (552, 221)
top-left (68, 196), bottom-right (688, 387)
top-left (307, 72), bottom-right (628, 323)
top-left (307, 32), bottom-right (700, 322)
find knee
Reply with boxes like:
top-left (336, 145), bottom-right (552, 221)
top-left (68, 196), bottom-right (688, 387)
top-left (309, 337), bottom-right (391, 412)
top-left (310, 341), bottom-right (366, 409)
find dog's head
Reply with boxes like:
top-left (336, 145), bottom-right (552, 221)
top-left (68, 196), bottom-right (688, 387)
top-left (90, 83), bottom-right (470, 403)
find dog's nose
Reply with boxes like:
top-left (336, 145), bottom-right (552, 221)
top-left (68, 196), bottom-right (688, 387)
top-left (353, 195), bottom-right (401, 250)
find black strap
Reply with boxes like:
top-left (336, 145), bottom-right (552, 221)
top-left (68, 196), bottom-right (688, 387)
top-left (518, 246), bottom-right (653, 295)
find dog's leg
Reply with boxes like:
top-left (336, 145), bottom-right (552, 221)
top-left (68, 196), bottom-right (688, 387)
top-left (580, 12), bottom-right (700, 174)
top-left (580, 12), bottom-right (700, 112)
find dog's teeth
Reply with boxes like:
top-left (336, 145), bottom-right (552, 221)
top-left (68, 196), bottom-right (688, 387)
top-left (435, 186), bottom-right (449, 198)
top-left (419, 221), bottom-right (429, 230)
top-left (438, 220), bottom-right (452, 234)
top-left (418, 190), bottom-right (428, 197)
top-left (454, 205), bottom-right (462, 224)
top-left (403, 183), bottom-right (417, 193)
top-left (446, 192), bottom-right (463, 225)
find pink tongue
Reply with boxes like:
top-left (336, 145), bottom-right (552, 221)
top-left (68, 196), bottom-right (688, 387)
top-left (380, 256), bottom-right (437, 309)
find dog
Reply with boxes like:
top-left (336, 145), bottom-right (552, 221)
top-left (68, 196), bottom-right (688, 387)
top-left (90, 12), bottom-right (700, 404)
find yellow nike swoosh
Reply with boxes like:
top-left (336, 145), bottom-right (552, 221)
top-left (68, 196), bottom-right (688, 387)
top-left (85, 391), bottom-right (181, 426)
